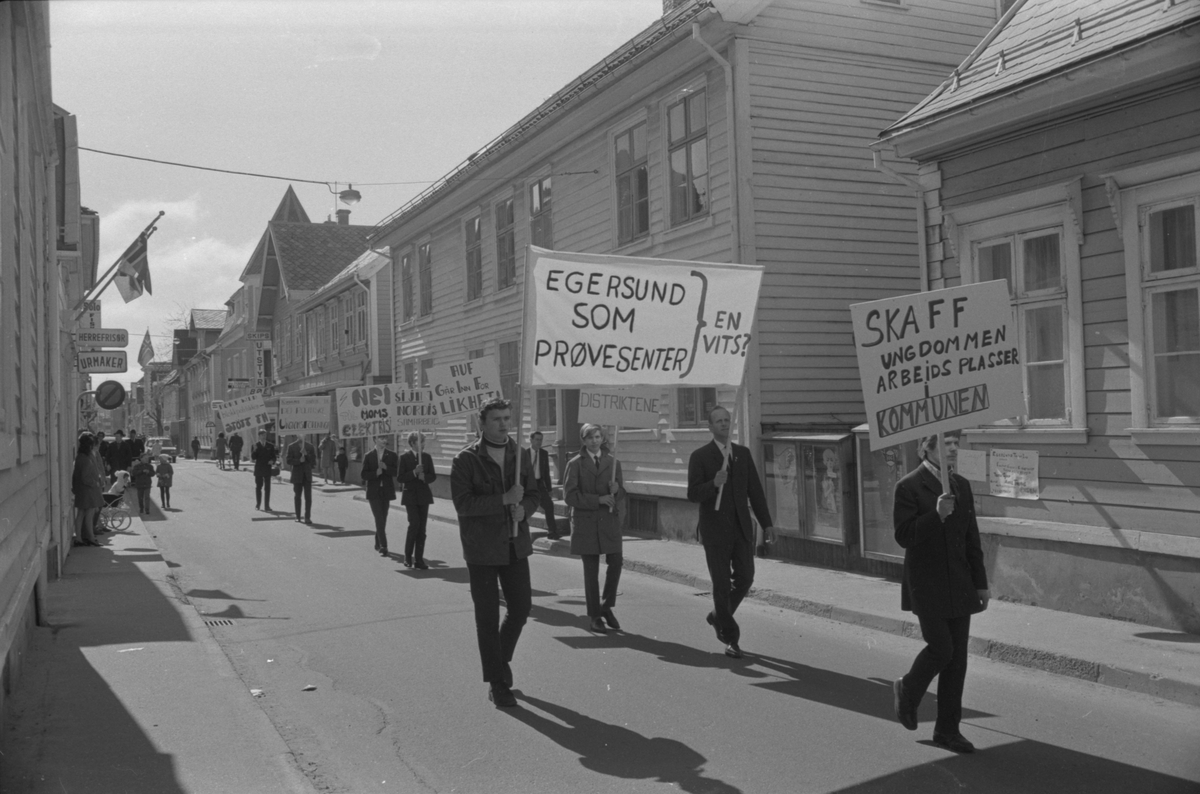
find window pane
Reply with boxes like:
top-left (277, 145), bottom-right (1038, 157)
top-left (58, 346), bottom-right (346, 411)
top-left (669, 147), bottom-right (688, 226)
top-left (632, 122), bottom-right (646, 161)
top-left (1027, 363), bottom-right (1065, 420)
top-left (1153, 288), bottom-right (1200, 354)
top-left (689, 90), bottom-right (706, 135)
top-left (677, 388), bottom-right (696, 426)
top-left (1023, 233), bottom-right (1061, 292)
top-left (615, 131), bottom-right (632, 172)
top-left (668, 101), bottom-right (685, 144)
top-left (690, 139), bottom-right (708, 215)
top-left (978, 242), bottom-right (1013, 294)
top-left (1025, 304), bottom-right (1063, 363)
top-left (635, 167), bottom-right (649, 236)
top-left (1149, 205), bottom-right (1197, 273)
top-left (1152, 288), bottom-right (1200, 418)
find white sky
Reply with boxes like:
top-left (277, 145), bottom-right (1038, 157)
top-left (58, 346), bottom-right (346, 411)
top-left (51, 0), bottom-right (667, 387)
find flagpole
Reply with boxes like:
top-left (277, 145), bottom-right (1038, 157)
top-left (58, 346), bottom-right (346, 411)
top-left (73, 211), bottom-right (164, 318)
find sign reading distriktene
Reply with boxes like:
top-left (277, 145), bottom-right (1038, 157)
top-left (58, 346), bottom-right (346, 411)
top-left (850, 280), bottom-right (1025, 450)
top-left (277, 396), bottom-right (331, 433)
top-left (577, 385), bottom-right (662, 428)
top-left (522, 246), bottom-right (764, 388)
top-left (76, 350), bottom-right (127, 373)
top-left (216, 392), bottom-right (270, 434)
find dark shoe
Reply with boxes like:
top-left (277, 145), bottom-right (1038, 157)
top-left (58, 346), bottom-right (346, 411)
top-left (589, 616), bottom-right (608, 633)
top-left (894, 678), bottom-right (918, 731)
top-left (706, 612), bottom-right (727, 643)
top-left (602, 608), bottom-right (621, 631)
top-left (404, 557), bottom-right (413, 568)
top-left (304, 518), bottom-right (312, 525)
top-left (414, 559), bottom-right (428, 570)
top-left (488, 682), bottom-right (517, 708)
top-left (932, 732), bottom-right (975, 754)
top-left (374, 542), bottom-right (380, 551)
top-left (546, 533), bottom-right (561, 541)
top-left (724, 642), bottom-right (743, 659)
top-left (379, 549), bottom-right (389, 557)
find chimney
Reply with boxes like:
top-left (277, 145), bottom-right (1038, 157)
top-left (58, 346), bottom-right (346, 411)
top-left (663, 0), bottom-right (690, 15)
top-left (336, 208), bottom-right (351, 225)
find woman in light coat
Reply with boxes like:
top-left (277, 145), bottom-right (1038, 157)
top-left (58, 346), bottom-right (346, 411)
top-left (565, 423), bottom-right (625, 633)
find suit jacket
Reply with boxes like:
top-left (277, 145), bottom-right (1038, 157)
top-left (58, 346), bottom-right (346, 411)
top-left (250, 441), bottom-right (277, 477)
top-left (286, 441), bottom-right (317, 484)
top-left (521, 447), bottom-right (554, 490)
top-left (397, 449), bottom-right (437, 506)
top-left (450, 437), bottom-right (538, 566)
top-left (687, 440), bottom-right (773, 546)
top-left (361, 448), bottom-right (399, 502)
top-left (893, 464), bottom-right (988, 619)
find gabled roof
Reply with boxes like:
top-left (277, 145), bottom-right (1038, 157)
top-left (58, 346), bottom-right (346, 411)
top-left (240, 186), bottom-right (312, 279)
top-left (298, 247), bottom-right (390, 311)
top-left (268, 221), bottom-right (374, 292)
top-left (190, 308), bottom-right (228, 330)
top-left (882, 0), bottom-right (1200, 139)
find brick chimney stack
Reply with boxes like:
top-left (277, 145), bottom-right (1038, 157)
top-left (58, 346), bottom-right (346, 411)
top-left (336, 208), bottom-right (350, 225)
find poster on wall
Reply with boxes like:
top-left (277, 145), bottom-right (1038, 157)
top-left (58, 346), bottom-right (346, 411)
top-left (850, 280), bottom-right (1025, 450)
top-left (989, 448), bottom-right (1040, 499)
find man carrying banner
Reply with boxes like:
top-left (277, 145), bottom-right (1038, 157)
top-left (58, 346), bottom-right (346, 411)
top-left (522, 431), bottom-right (562, 540)
top-left (286, 434), bottom-right (318, 524)
top-left (892, 431), bottom-right (989, 754)
top-left (687, 405), bottom-right (774, 659)
top-left (450, 398), bottom-right (538, 708)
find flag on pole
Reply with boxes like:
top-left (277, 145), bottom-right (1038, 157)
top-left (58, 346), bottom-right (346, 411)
top-left (113, 233), bottom-right (152, 303)
top-left (138, 329), bottom-right (155, 367)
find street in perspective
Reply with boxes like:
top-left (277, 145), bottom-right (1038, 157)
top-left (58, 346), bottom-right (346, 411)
top-left (3, 1), bottom-right (1200, 792)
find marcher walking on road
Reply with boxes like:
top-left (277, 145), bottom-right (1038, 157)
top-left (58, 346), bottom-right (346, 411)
top-left (398, 431), bottom-right (437, 568)
top-left (336, 445), bottom-right (349, 484)
top-left (251, 430), bottom-right (277, 511)
top-left (130, 452), bottom-right (156, 515)
top-left (522, 431), bottom-right (562, 540)
top-left (320, 432), bottom-right (337, 484)
top-left (156, 454), bottom-right (174, 510)
top-left (892, 431), bottom-right (989, 754)
top-left (214, 432), bottom-right (227, 470)
top-left (228, 431), bottom-right (244, 471)
top-left (191, 436), bottom-right (201, 460)
top-left (286, 435), bottom-right (318, 524)
top-left (72, 433), bottom-right (103, 546)
top-left (362, 435), bottom-right (399, 557)
top-left (686, 405), bottom-right (774, 659)
top-left (450, 398), bottom-right (538, 708)
top-left (564, 424), bottom-right (625, 633)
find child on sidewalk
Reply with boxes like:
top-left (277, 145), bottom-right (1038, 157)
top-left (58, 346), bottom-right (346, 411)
top-left (156, 454), bottom-right (174, 510)
top-left (130, 453), bottom-right (156, 515)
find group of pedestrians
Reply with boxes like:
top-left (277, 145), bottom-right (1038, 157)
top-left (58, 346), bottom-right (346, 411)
top-left (71, 428), bottom-right (177, 546)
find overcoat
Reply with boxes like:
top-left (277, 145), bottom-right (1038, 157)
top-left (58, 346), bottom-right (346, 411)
top-left (250, 441), bottom-right (277, 477)
top-left (564, 452), bottom-right (624, 556)
top-left (72, 452), bottom-right (104, 510)
top-left (361, 448), bottom-right (399, 502)
top-left (893, 464), bottom-right (989, 619)
top-left (397, 449), bottom-right (437, 505)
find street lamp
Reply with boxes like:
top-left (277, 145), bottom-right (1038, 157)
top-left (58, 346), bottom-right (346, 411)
top-left (328, 183), bottom-right (361, 205)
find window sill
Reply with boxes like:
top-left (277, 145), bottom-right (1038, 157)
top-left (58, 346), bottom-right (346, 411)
top-left (962, 427), bottom-right (1089, 445)
top-left (861, 0), bottom-right (908, 9)
top-left (1129, 427), bottom-right (1200, 446)
top-left (658, 214), bottom-right (714, 245)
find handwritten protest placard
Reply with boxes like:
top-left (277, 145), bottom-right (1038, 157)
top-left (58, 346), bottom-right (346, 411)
top-left (334, 383), bottom-right (438, 439)
top-left (989, 448), bottom-right (1039, 499)
top-left (426, 357), bottom-right (503, 417)
top-left (523, 247), bottom-right (764, 388)
top-left (850, 281), bottom-right (1024, 450)
top-left (217, 392), bottom-right (270, 435)
top-left (277, 396), bottom-right (331, 433)
top-left (577, 386), bottom-right (662, 428)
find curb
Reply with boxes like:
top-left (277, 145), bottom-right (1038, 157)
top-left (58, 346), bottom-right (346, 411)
top-left (533, 537), bottom-right (1200, 708)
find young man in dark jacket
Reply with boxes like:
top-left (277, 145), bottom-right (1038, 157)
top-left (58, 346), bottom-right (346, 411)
top-left (450, 398), bottom-right (538, 708)
top-left (250, 430), bottom-right (277, 512)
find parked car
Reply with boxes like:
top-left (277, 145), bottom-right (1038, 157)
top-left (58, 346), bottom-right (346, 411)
top-left (146, 436), bottom-right (178, 463)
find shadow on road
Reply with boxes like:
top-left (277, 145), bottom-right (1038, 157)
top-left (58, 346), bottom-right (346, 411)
top-left (506, 692), bottom-right (743, 794)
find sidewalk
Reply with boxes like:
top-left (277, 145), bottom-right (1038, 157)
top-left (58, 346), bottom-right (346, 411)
top-left (414, 494), bottom-right (1200, 709)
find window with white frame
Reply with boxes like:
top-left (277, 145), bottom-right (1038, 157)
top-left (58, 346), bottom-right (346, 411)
top-left (667, 88), bottom-right (708, 227)
top-left (615, 121), bottom-right (649, 245)
top-left (317, 307), bottom-right (327, 357)
top-left (951, 181), bottom-right (1086, 440)
top-left (400, 251), bottom-right (414, 321)
top-left (536, 389), bottom-right (557, 429)
top-left (342, 294), bottom-right (353, 345)
top-left (465, 215), bottom-right (483, 301)
top-left (1114, 158), bottom-right (1200, 436)
top-left (307, 313), bottom-right (317, 365)
top-left (418, 242), bottom-right (433, 317)
top-left (500, 341), bottom-right (520, 416)
top-left (495, 198), bottom-right (516, 290)
top-left (420, 358), bottom-right (433, 388)
top-left (677, 387), bottom-right (716, 427)
top-left (530, 177), bottom-right (552, 249)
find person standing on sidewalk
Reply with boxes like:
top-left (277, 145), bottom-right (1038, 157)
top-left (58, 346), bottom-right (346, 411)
top-left (564, 424), bottom-right (625, 633)
top-left (319, 432), bottom-right (338, 484)
top-left (286, 435), bottom-right (318, 524)
top-left (361, 435), bottom-right (399, 557)
top-left (398, 431), bottom-right (437, 569)
top-left (191, 436), bottom-right (201, 460)
top-left (214, 432), bottom-right (228, 471)
top-left (156, 454), bottom-right (174, 510)
top-left (686, 405), bottom-right (774, 659)
top-left (251, 430), bottom-right (277, 511)
top-left (130, 453), bottom-right (156, 515)
top-left (72, 433), bottom-right (103, 546)
top-left (228, 431), bottom-right (244, 471)
top-left (522, 431), bottom-right (562, 540)
top-left (450, 397), bottom-right (538, 708)
top-left (892, 431), bottom-right (989, 754)
top-left (336, 445), bottom-right (349, 484)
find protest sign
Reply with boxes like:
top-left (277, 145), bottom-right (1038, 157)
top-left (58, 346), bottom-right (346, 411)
top-left (334, 383), bottom-right (438, 439)
top-left (426, 357), bottom-right (503, 418)
top-left (523, 247), bottom-right (764, 388)
top-left (850, 280), bottom-right (1024, 450)
top-left (577, 386), bottom-right (662, 428)
top-left (277, 396), bottom-right (332, 433)
top-left (216, 392), bottom-right (270, 434)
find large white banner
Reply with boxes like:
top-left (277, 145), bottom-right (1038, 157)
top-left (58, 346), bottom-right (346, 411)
top-left (217, 392), bottom-right (270, 434)
top-left (426, 357), bottom-right (503, 417)
top-left (577, 385), bottom-right (662, 428)
top-left (277, 396), bottom-right (331, 433)
top-left (524, 247), bottom-right (764, 388)
top-left (850, 280), bottom-right (1025, 450)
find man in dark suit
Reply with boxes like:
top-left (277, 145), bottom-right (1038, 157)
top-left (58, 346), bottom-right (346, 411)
top-left (250, 429), bottom-right (277, 512)
top-left (286, 434), bottom-right (318, 524)
top-left (892, 431), bottom-right (989, 754)
top-left (522, 431), bottom-right (562, 540)
top-left (687, 405), bottom-right (774, 658)
top-left (398, 430), bottom-right (437, 568)
top-left (361, 435), bottom-right (400, 557)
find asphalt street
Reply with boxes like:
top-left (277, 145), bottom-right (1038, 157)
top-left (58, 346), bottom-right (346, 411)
top-left (144, 461), bottom-right (1200, 794)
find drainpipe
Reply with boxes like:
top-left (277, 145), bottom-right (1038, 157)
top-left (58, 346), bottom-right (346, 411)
top-left (692, 23), bottom-right (740, 265)
top-left (872, 146), bottom-right (930, 292)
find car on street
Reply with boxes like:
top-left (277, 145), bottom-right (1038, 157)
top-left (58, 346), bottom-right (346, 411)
top-left (146, 436), bottom-right (178, 463)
